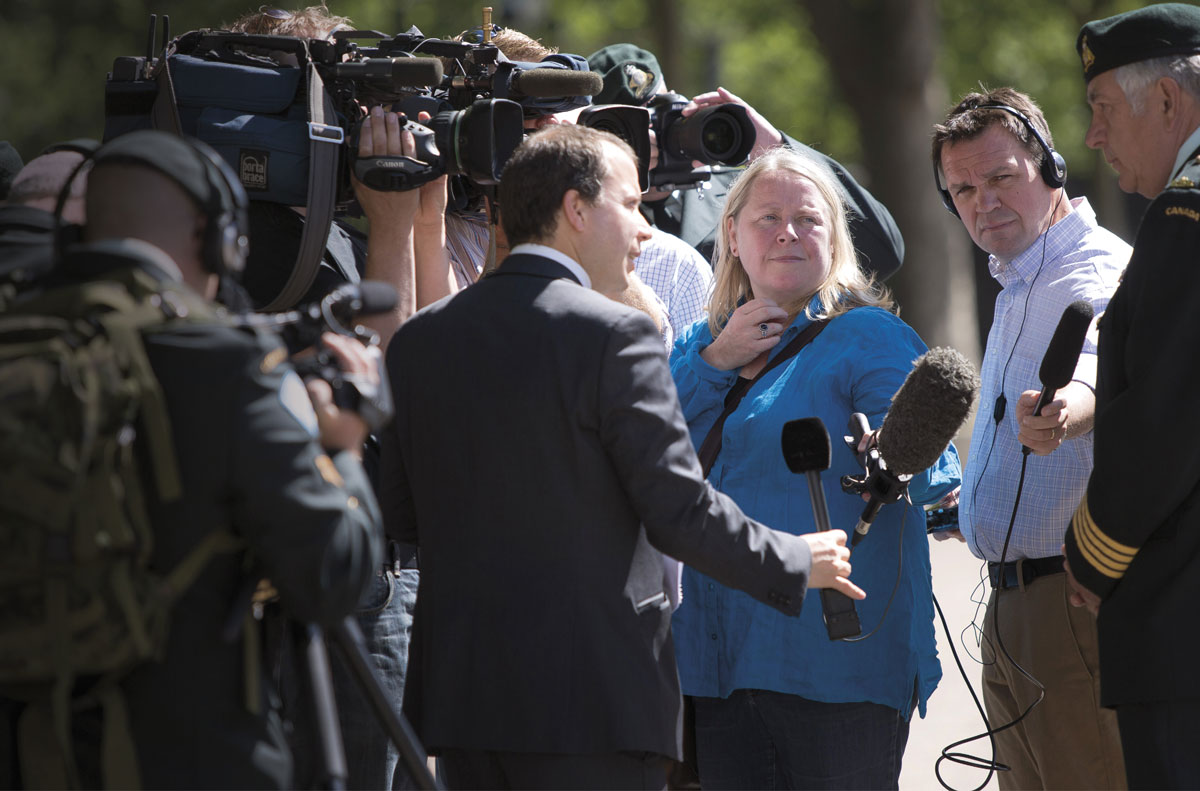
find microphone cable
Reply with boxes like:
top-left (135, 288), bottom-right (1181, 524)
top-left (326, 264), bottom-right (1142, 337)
top-left (934, 452), bottom-right (1046, 791)
top-left (840, 507), bottom-right (909, 643)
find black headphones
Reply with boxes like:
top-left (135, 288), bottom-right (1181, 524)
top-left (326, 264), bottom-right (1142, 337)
top-left (934, 103), bottom-right (1067, 217)
top-left (191, 139), bottom-right (249, 278)
top-left (54, 131), bottom-right (249, 278)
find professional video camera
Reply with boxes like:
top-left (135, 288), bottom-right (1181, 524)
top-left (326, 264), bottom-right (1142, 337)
top-left (104, 15), bottom-right (601, 200)
top-left (103, 13), bottom-right (601, 307)
top-left (579, 91), bottom-right (756, 190)
top-left (238, 281), bottom-right (396, 431)
top-left (356, 23), bottom-right (601, 205)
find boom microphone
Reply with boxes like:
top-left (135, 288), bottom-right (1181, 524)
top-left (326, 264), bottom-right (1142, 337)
top-left (876, 347), bottom-right (980, 476)
top-left (846, 347), bottom-right (979, 545)
top-left (1031, 300), bottom-right (1094, 418)
top-left (781, 417), bottom-right (862, 640)
top-left (510, 68), bottom-right (603, 98)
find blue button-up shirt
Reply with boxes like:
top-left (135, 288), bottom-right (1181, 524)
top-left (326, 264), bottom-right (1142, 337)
top-left (669, 304), bottom-right (960, 717)
top-left (958, 198), bottom-right (1129, 561)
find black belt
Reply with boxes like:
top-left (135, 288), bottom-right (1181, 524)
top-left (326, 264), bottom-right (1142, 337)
top-left (987, 555), bottom-right (1064, 589)
top-left (384, 540), bottom-right (419, 574)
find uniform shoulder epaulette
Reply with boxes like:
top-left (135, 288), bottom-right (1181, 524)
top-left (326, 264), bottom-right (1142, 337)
top-left (1167, 155), bottom-right (1200, 189)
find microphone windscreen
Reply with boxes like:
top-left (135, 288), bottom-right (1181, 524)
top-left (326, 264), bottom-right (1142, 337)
top-left (1039, 300), bottom-right (1094, 391)
top-left (392, 57), bottom-right (445, 87)
top-left (511, 68), bottom-right (604, 97)
top-left (354, 280), bottom-right (399, 315)
top-left (877, 347), bottom-right (980, 476)
top-left (781, 417), bottom-right (832, 474)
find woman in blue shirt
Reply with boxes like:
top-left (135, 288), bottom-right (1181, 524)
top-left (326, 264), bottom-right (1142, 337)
top-left (670, 148), bottom-right (960, 790)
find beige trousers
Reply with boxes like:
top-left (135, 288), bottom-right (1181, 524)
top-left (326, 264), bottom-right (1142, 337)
top-left (982, 570), bottom-right (1125, 790)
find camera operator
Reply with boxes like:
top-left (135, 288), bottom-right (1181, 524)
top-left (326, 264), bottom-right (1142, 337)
top-left (226, 5), bottom-right (419, 338)
top-left (3, 130), bottom-right (381, 789)
top-left (587, 44), bottom-right (905, 281)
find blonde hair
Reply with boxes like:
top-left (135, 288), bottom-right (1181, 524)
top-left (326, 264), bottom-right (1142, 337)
top-left (708, 147), bottom-right (893, 337)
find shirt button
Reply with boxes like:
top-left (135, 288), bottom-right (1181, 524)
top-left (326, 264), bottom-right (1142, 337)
top-left (707, 583), bottom-right (714, 591)
top-left (710, 633), bottom-right (718, 640)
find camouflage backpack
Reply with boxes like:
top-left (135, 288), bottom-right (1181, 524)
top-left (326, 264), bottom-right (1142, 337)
top-left (0, 258), bottom-right (239, 787)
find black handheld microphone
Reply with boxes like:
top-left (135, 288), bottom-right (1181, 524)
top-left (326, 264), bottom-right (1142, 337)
top-left (844, 347), bottom-right (980, 545)
top-left (782, 417), bottom-right (862, 640)
top-left (1023, 300), bottom-right (1094, 454)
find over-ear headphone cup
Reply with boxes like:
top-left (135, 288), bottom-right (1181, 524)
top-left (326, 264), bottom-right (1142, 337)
top-left (1042, 151), bottom-right (1068, 189)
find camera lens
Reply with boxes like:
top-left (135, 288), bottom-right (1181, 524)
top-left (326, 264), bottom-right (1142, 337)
top-left (701, 115), bottom-right (740, 160)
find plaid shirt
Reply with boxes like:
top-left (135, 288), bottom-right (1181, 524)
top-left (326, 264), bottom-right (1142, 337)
top-left (633, 228), bottom-right (713, 339)
top-left (959, 198), bottom-right (1130, 561)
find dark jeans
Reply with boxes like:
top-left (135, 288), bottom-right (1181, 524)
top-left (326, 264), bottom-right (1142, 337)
top-left (285, 564), bottom-right (420, 790)
top-left (693, 689), bottom-right (912, 790)
top-left (439, 748), bottom-right (669, 790)
top-left (1117, 700), bottom-right (1200, 789)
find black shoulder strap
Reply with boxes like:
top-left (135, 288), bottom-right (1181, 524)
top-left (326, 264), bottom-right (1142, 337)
top-left (696, 318), bottom-right (830, 478)
top-left (262, 60), bottom-right (340, 310)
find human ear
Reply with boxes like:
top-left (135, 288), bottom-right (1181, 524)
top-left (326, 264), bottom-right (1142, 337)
top-left (562, 189), bottom-right (588, 233)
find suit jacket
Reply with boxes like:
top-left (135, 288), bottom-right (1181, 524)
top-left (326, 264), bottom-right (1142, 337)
top-left (379, 252), bottom-right (815, 759)
top-left (1065, 146), bottom-right (1200, 707)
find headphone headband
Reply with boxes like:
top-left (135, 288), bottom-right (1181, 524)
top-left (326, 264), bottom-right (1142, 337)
top-left (934, 102), bottom-right (1068, 218)
top-left (54, 131), bottom-right (248, 278)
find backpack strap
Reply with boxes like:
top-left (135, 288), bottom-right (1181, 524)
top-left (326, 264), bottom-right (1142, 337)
top-left (261, 59), bottom-right (341, 310)
top-left (696, 318), bottom-right (831, 478)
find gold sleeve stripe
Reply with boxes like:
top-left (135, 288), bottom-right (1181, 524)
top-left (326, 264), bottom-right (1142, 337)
top-left (1074, 499), bottom-right (1137, 559)
top-left (260, 347), bottom-right (288, 374)
top-left (1073, 516), bottom-right (1125, 578)
top-left (1071, 500), bottom-right (1136, 579)
top-left (315, 454), bottom-right (345, 488)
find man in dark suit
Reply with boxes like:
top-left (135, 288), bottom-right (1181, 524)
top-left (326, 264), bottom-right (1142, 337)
top-left (1064, 5), bottom-right (1200, 788)
top-left (379, 124), bottom-right (863, 789)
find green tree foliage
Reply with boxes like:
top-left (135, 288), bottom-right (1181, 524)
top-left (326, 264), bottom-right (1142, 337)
top-left (0, 0), bottom-right (1168, 186)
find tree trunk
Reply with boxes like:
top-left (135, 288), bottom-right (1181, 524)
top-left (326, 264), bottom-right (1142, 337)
top-left (799, 0), bottom-right (979, 362)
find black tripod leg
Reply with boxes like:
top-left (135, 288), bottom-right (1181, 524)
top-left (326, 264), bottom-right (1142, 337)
top-left (294, 622), bottom-right (348, 791)
top-left (329, 616), bottom-right (440, 790)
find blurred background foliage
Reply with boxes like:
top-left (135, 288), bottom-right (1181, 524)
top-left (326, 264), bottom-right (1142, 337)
top-left (0, 0), bottom-right (1174, 350)
top-left (0, 0), bottom-right (1150, 184)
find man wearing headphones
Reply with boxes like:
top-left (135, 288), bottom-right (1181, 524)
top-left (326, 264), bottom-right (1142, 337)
top-left (18, 129), bottom-right (383, 788)
top-left (931, 88), bottom-right (1129, 790)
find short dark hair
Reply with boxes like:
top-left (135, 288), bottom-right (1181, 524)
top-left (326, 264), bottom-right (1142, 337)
top-left (498, 125), bottom-right (635, 246)
top-left (931, 87), bottom-right (1055, 175)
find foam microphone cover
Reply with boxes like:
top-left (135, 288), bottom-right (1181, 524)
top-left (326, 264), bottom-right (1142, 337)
top-left (876, 347), bottom-right (980, 476)
top-left (326, 280), bottom-right (398, 320)
top-left (1039, 300), bottom-right (1094, 390)
top-left (352, 281), bottom-right (398, 315)
top-left (781, 417), bottom-right (832, 474)
top-left (511, 68), bottom-right (604, 97)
